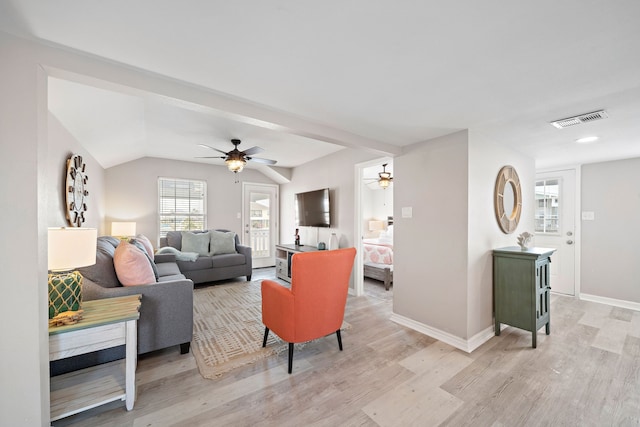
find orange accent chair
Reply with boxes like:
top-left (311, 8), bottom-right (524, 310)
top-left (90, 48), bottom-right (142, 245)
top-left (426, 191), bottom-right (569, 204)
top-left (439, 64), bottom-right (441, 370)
top-left (261, 247), bottom-right (356, 373)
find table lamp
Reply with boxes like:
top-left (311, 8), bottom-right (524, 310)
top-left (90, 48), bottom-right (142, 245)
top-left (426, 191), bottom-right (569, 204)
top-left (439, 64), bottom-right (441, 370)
top-left (368, 220), bottom-right (385, 235)
top-left (48, 227), bottom-right (97, 319)
top-left (111, 221), bottom-right (136, 238)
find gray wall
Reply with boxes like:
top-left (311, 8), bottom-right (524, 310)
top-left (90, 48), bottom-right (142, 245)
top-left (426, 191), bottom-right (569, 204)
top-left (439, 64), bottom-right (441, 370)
top-left (48, 113), bottom-right (106, 232)
top-left (467, 132), bottom-right (535, 337)
top-left (280, 148), bottom-right (378, 248)
top-left (393, 131), bottom-right (471, 338)
top-left (581, 157), bottom-right (640, 303)
top-left (105, 157), bottom-right (277, 247)
top-left (393, 130), bottom-right (535, 340)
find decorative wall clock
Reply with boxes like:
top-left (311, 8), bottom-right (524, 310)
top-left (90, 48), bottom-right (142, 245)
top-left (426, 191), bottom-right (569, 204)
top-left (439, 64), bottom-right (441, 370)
top-left (494, 165), bottom-right (522, 234)
top-left (65, 154), bottom-right (89, 227)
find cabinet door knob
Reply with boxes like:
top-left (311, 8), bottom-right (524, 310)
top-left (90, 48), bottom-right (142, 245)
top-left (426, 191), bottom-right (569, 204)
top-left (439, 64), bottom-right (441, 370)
top-left (566, 240), bottom-right (574, 245)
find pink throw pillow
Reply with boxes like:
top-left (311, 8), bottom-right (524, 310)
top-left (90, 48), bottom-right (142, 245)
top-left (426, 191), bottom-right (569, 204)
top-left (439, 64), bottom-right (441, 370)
top-left (114, 241), bottom-right (156, 286)
top-left (135, 234), bottom-right (154, 258)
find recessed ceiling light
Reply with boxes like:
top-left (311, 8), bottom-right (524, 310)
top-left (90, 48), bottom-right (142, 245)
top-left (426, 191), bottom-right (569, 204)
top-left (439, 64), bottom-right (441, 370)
top-left (575, 136), bottom-right (599, 144)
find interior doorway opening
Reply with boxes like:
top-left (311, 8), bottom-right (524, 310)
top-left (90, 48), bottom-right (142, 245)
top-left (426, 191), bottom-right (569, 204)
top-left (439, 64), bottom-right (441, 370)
top-left (354, 157), bottom-right (394, 297)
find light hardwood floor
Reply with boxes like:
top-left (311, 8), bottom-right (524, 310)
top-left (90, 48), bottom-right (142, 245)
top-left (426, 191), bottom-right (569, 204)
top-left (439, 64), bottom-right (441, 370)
top-left (53, 270), bottom-right (640, 426)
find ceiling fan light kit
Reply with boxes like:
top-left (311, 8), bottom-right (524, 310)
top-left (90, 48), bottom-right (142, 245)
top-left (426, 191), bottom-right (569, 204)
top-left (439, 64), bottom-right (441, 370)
top-left (378, 163), bottom-right (393, 189)
top-left (198, 138), bottom-right (276, 182)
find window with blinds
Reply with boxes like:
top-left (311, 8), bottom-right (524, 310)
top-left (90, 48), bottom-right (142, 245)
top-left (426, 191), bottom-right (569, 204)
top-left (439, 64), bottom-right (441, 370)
top-left (158, 177), bottom-right (206, 238)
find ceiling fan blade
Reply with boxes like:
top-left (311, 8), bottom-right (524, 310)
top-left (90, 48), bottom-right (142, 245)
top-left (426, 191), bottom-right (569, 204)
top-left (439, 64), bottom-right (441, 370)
top-left (241, 146), bottom-right (264, 156)
top-left (195, 156), bottom-right (226, 159)
top-left (247, 157), bottom-right (277, 165)
top-left (198, 144), bottom-right (228, 155)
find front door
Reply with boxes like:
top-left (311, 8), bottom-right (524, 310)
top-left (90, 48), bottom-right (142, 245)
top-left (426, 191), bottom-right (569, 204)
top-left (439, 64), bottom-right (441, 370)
top-left (534, 169), bottom-right (576, 295)
top-left (242, 183), bottom-right (278, 268)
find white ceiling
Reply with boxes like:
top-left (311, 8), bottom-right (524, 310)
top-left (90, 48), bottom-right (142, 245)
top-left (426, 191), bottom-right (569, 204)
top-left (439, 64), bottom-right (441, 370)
top-left (2, 1), bottom-right (640, 170)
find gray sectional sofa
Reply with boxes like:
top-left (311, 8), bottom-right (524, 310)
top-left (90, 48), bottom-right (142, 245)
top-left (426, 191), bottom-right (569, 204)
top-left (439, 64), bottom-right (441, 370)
top-left (79, 236), bottom-right (194, 355)
top-left (51, 236), bottom-right (194, 376)
top-left (160, 229), bottom-right (252, 284)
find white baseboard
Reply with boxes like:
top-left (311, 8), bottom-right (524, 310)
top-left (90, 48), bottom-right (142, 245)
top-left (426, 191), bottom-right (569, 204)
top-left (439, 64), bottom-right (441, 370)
top-left (389, 313), bottom-right (501, 353)
top-left (580, 293), bottom-right (640, 312)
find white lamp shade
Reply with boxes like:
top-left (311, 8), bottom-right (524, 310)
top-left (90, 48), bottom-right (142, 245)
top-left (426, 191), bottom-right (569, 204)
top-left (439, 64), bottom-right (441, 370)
top-left (48, 227), bottom-right (97, 271)
top-left (111, 221), bottom-right (137, 237)
top-left (369, 220), bottom-right (385, 231)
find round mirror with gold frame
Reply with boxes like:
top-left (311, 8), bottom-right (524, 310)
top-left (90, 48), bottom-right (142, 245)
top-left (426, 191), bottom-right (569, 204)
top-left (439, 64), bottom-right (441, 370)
top-left (494, 165), bottom-right (522, 234)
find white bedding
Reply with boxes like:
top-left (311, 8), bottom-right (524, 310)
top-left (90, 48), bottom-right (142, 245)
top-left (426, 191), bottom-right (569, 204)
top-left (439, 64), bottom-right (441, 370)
top-left (362, 238), bottom-right (393, 265)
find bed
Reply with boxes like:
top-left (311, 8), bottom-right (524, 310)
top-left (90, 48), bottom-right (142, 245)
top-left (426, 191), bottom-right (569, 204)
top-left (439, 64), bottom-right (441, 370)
top-left (362, 225), bottom-right (394, 290)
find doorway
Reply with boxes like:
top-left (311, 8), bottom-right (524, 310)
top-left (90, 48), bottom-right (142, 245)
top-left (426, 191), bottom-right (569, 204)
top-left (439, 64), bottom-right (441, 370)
top-left (534, 169), bottom-right (577, 296)
top-left (242, 183), bottom-right (278, 268)
top-left (354, 157), bottom-right (394, 296)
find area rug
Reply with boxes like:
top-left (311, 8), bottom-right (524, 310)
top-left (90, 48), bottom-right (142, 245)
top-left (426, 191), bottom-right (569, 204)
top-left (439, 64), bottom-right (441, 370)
top-left (191, 280), bottom-right (350, 379)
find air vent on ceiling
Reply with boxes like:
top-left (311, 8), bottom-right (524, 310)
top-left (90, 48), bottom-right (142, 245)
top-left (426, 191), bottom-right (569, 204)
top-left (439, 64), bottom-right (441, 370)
top-left (550, 110), bottom-right (609, 129)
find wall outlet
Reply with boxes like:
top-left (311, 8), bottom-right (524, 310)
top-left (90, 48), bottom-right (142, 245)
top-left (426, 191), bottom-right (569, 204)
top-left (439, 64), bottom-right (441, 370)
top-left (581, 211), bottom-right (595, 221)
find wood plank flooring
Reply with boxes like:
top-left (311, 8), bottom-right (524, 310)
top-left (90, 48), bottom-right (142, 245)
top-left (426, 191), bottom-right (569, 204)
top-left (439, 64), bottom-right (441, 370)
top-left (52, 270), bottom-right (640, 426)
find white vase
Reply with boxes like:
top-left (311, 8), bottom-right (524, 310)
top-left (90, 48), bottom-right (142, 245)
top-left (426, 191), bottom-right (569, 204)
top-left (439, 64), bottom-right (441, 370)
top-left (329, 233), bottom-right (339, 250)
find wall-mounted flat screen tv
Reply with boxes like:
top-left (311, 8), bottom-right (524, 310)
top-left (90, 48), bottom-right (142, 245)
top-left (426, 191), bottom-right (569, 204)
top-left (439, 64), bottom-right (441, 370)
top-left (295, 188), bottom-right (331, 227)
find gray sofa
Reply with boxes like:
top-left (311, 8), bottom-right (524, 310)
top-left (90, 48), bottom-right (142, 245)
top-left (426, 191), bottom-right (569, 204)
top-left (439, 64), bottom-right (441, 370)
top-left (79, 236), bottom-right (194, 355)
top-left (160, 229), bottom-right (252, 284)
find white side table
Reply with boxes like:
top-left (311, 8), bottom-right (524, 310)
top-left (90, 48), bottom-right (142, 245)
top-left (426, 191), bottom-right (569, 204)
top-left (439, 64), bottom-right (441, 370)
top-left (49, 294), bottom-right (141, 422)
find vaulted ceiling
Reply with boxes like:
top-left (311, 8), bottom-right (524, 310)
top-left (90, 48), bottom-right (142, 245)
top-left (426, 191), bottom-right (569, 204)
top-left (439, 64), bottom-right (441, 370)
top-left (2, 1), bottom-right (640, 170)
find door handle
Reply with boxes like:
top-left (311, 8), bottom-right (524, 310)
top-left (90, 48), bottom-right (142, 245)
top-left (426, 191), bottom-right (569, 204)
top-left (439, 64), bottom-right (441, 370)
top-left (566, 240), bottom-right (573, 245)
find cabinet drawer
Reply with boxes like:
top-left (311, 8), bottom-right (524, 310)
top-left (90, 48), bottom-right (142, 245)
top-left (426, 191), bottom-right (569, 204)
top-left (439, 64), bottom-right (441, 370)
top-left (50, 322), bottom-right (126, 360)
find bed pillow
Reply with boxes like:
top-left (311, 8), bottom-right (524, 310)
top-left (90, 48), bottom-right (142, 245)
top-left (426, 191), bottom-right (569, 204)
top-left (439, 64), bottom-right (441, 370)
top-left (113, 241), bottom-right (156, 286)
top-left (209, 230), bottom-right (237, 255)
top-left (181, 231), bottom-right (210, 256)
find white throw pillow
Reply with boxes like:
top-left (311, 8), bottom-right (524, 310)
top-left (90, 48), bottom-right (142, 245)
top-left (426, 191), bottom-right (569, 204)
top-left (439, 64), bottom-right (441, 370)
top-left (209, 230), bottom-right (236, 255)
top-left (181, 231), bottom-right (210, 256)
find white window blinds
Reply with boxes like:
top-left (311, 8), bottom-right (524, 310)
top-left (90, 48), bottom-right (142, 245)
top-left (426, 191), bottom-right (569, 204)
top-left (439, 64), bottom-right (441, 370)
top-left (158, 177), bottom-right (206, 238)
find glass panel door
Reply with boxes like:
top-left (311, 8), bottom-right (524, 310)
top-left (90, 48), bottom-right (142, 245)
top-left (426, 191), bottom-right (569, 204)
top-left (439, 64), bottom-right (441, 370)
top-left (243, 183), bottom-right (278, 268)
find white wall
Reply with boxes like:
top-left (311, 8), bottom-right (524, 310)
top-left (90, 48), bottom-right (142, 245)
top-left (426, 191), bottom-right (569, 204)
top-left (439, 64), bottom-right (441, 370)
top-left (361, 185), bottom-right (393, 238)
top-left (0, 32), bottom-right (49, 427)
top-left (581, 157), bottom-right (640, 303)
top-left (105, 157), bottom-right (276, 247)
top-left (48, 113), bottom-right (106, 232)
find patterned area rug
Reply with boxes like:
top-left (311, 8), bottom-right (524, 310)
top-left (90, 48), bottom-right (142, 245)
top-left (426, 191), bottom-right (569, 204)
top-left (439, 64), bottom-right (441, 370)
top-left (191, 280), bottom-right (349, 379)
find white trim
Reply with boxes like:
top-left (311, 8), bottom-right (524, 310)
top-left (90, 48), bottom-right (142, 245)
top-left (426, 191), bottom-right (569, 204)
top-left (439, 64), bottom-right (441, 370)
top-left (536, 165), bottom-right (581, 298)
top-left (242, 182), bottom-right (279, 268)
top-left (390, 313), bottom-right (503, 353)
top-left (580, 293), bottom-right (640, 312)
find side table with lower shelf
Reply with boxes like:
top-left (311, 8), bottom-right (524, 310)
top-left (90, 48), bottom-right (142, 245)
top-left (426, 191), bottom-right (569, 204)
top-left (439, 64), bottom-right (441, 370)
top-left (49, 294), bottom-right (141, 422)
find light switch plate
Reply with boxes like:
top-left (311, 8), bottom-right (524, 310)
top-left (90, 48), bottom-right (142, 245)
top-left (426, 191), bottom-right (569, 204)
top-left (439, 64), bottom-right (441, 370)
top-left (402, 207), bottom-right (413, 218)
top-left (581, 211), bottom-right (595, 220)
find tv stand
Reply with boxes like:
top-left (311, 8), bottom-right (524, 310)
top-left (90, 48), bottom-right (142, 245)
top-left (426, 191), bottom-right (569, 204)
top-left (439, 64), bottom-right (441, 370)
top-left (275, 244), bottom-right (320, 283)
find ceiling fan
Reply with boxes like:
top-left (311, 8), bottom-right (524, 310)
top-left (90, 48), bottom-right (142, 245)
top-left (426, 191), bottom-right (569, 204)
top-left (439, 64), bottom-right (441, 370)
top-left (197, 139), bottom-right (277, 179)
top-left (364, 163), bottom-right (393, 189)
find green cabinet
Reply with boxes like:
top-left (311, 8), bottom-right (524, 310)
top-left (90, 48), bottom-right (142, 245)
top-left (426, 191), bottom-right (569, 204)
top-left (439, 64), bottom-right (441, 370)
top-left (493, 246), bottom-right (556, 348)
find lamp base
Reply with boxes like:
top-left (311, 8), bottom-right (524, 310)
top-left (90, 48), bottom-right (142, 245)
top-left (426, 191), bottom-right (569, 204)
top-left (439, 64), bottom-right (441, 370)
top-left (48, 271), bottom-right (83, 319)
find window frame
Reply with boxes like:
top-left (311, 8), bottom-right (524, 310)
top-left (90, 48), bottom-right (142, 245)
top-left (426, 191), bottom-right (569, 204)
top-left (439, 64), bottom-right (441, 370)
top-left (158, 177), bottom-right (207, 241)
